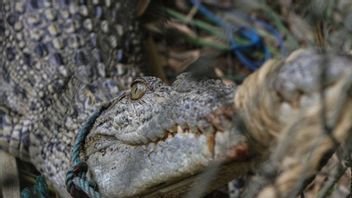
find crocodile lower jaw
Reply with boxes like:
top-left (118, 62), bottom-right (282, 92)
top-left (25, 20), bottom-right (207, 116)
top-left (85, 127), bottom-right (250, 197)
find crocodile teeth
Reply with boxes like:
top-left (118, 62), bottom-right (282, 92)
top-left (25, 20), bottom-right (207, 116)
top-left (177, 125), bottom-right (183, 133)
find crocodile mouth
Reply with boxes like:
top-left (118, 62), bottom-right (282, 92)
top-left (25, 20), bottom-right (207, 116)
top-left (84, 105), bottom-right (250, 162)
top-left (83, 103), bottom-right (250, 198)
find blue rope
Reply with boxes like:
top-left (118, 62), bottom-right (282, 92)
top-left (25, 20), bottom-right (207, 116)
top-left (21, 188), bottom-right (31, 198)
top-left (254, 19), bottom-right (287, 56)
top-left (65, 104), bottom-right (110, 198)
top-left (226, 10), bottom-right (287, 56)
top-left (21, 176), bottom-right (48, 198)
top-left (72, 177), bottom-right (101, 198)
top-left (190, 0), bottom-right (272, 71)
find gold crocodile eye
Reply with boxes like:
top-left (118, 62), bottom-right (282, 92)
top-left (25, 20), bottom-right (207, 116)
top-left (130, 80), bottom-right (147, 100)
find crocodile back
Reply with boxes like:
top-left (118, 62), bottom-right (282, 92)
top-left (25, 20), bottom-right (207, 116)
top-left (0, 0), bottom-right (141, 115)
top-left (0, 1), bottom-right (143, 192)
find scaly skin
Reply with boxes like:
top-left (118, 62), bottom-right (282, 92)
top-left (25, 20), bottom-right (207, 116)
top-left (84, 73), bottom-right (251, 197)
top-left (82, 49), bottom-right (352, 197)
top-left (1, 0), bottom-right (352, 198)
top-left (0, 0), bottom-right (140, 196)
top-left (0, 0), bottom-right (251, 197)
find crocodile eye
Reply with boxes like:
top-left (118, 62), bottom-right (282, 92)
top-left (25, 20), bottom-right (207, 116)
top-left (130, 80), bottom-right (147, 100)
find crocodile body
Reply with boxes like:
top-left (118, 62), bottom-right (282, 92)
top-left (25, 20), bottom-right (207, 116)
top-left (0, 0), bottom-right (142, 196)
top-left (1, 1), bottom-right (352, 198)
top-left (0, 1), bottom-right (250, 197)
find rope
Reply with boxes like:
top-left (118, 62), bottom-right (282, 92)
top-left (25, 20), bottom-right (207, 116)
top-left (21, 176), bottom-right (48, 198)
top-left (65, 103), bottom-right (110, 198)
top-left (190, 0), bottom-right (272, 71)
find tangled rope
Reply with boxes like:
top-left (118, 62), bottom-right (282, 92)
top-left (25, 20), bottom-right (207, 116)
top-left (21, 176), bottom-right (48, 198)
top-left (65, 103), bottom-right (110, 198)
top-left (190, 0), bottom-right (274, 71)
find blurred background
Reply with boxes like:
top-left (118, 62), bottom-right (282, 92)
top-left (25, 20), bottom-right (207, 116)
top-left (140, 1), bottom-right (352, 197)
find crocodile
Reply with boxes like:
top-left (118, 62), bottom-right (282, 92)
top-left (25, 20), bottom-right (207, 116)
top-left (1, 0), bottom-right (352, 198)
top-left (0, 0), bottom-right (251, 197)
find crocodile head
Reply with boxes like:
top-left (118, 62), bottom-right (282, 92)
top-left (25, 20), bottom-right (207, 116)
top-left (84, 73), bottom-right (251, 197)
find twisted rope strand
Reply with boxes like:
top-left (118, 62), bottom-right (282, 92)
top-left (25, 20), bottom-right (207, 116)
top-left (65, 103), bottom-right (110, 198)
